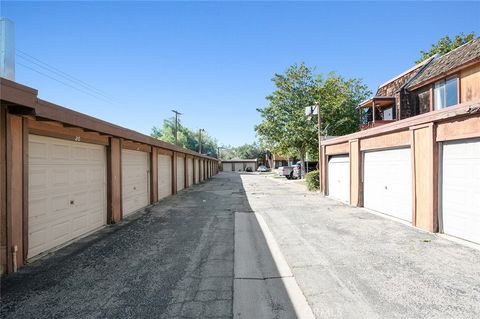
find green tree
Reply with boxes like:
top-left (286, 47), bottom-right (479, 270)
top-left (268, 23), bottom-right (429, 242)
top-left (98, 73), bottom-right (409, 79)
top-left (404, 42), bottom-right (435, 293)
top-left (151, 118), bottom-right (218, 156)
top-left (255, 63), bottom-right (370, 176)
top-left (416, 32), bottom-right (476, 64)
top-left (234, 143), bottom-right (266, 162)
top-left (219, 143), bottom-right (266, 163)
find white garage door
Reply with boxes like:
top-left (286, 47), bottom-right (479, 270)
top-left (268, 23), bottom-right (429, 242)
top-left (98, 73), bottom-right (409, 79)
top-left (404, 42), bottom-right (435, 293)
top-left (234, 163), bottom-right (243, 172)
top-left (364, 148), bottom-right (412, 222)
top-left (187, 158), bottom-right (194, 187)
top-left (158, 154), bottom-right (172, 200)
top-left (122, 149), bottom-right (149, 217)
top-left (442, 139), bottom-right (480, 244)
top-left (328, 155), bottom-right (350, 203)
top-left (194, 159), bottom-right (199, 184)
top-left (223, 163), bottom-right (232, 172)
top-left (28, 134), bottom-right (107, 258)
top-left (177, 156), bottom-right (185, 191)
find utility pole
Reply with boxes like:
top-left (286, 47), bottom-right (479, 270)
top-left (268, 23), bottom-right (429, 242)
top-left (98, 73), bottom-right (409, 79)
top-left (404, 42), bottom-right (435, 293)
top-left (171, 110), bottom-right (182, 146)
top-left (198, 128), bottom-right (205, 154)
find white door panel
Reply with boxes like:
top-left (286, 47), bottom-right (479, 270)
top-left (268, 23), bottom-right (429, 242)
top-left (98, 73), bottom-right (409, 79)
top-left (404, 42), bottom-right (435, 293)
top-left (28, 134), bottom-right (107, 258)
top-left (234, 163), bottom-right (243, 172)
top-left (158, 154), bottom-right (172, 200)
top-left (442, 139), bottom-right (480, 244)
top-left (223, 163), bottom-right (232, 172)
top-left (328, 155), bottom-right (350, 203)
top-left (122, 149), bottom-right (149, 216)
top-left (177, 157), bottom-right (185, 191)
top-left (187, 158), bottom-right (194, 187)
top-left (194, 159), bottom-right (199, 183)
top-left (364, 148), bottom-right (412, 222)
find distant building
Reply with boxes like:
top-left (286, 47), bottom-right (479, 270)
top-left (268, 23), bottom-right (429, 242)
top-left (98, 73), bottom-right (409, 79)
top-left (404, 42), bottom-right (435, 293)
top-left (221, 159), bottom-right (257, 172)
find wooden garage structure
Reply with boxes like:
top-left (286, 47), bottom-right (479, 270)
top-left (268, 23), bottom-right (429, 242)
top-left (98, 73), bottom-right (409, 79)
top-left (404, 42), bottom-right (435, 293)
top-left (0, 78), bottom-right (219, 274)
top-left (221, 159), bottom-right (258, 172)
top-left (320, 101), bottom-right (480, 244)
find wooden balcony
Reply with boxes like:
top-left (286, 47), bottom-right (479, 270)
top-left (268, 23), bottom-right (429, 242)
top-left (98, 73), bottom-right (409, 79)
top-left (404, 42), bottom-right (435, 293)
top-left (359, 119), bottom-right (396, 130)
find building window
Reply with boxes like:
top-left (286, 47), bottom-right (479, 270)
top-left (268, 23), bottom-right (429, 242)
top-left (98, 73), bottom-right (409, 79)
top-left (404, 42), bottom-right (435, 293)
top-left (434, 76), bottom-right (458, 110)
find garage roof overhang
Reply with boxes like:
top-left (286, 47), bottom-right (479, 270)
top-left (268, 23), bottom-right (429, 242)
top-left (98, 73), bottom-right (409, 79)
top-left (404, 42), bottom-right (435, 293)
top-left (0, 77), bottom-right (219, 161)
top-left (357, 96), bottom-right (395, 109)
top-left (221, 159), bottom-right (258, 163)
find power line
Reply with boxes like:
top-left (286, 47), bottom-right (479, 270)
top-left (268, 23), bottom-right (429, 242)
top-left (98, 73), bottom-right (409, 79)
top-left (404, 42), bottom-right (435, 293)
top-left (16, 61), bottom-right (116, 105)
top-left (15, 49), bottom-right (119, 103)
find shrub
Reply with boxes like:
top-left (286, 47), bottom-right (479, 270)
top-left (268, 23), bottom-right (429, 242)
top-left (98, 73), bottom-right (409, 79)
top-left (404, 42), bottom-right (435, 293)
top-left (305, 170), bottom-right (320, 191)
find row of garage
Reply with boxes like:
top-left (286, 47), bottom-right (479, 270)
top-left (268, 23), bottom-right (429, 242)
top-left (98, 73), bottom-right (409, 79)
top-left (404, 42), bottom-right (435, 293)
top-left (221, 160), bottom-right (257, 172)
top-left (27, 130), bottom-right (217, 260)
top-left (29, 136), bottom-right (214, 258)
top-left (322, 104), bottom-right (480, 245)
top-left (1, 78), bottom-right (219, 274)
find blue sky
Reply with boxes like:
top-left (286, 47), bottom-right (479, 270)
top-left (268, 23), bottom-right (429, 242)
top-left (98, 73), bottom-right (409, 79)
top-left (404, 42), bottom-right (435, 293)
top-left (2, 1), bottom-right (479, 146)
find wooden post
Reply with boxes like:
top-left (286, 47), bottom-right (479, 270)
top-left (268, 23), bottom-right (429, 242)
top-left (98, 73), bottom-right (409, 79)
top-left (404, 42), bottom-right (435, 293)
top-left (184, 156), bottom-right (188, 188)
top-left (0, 107), bottom-right (6, 274)
top-left (6, 113), bottom-right (24, 272)
top-left (349, 139), bottom-right (361, 206)
top-left (150, 147), bottom-right (158, 203)
top-left (372, 103), bottom-right (376, 125)
top-left (107, 137), bottom-right (122, 223)
top-left (410, 124), bottom-right (438, 231)
top-left (172, 152), bottom-right (177, 194)
top-left (193, 158), bottom-right (197, 184)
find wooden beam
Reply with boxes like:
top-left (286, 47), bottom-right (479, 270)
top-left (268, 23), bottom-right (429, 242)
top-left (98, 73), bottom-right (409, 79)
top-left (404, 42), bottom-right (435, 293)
top-left (28, 118), bottom-right (109, 146)
top-left (22, 118), bottom-right (29, 261)
top-left (193, 158), bottom-right (197, 185)
top-left (150, 148), bottom-right (158, 203)
top-left (121, 140), bottom-right (152, 153)
top-left (172, 152), bottom-right (177, 194)
top-left (184, 157), bottom-right (188, 189)
top-left (322, 101), bottom-right (480, 147)
top-left (6, 113), bottom-right (24, 272)
top-left (107, 138), bottom-right (122, 224)
top-left (1, 106), bottom-right (7, 274)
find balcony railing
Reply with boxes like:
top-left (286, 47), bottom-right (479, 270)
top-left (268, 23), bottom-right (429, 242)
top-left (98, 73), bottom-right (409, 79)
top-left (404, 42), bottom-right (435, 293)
top-left (359, 119), bottom-right (396, 130)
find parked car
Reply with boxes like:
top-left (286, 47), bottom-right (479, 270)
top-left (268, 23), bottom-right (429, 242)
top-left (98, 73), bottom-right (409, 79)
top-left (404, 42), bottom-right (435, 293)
top-left (257, 165), bottom-right (270, 172)
top-left (293, 161), bottom-right (318, 179)
top-left (278, 162), bottom-right (301, 179)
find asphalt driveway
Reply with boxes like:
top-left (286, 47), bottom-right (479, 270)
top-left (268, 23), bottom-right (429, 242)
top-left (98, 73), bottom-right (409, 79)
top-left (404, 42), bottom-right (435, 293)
top-left (1, 175), bottom-right (251, 319)
top-left (242, 173), bottom-right (480, 319)
top-left (2, 172), bottom-right (480, 319)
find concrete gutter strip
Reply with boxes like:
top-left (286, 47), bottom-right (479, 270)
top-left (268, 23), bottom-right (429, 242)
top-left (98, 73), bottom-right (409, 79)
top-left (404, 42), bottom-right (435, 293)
top-left (233, 212), bottom-right (315, 319)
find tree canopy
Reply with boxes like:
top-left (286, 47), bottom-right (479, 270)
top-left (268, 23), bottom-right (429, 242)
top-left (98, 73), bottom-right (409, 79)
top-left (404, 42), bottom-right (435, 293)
top-left (255, 63), bottom-right (370, 167)
top-left (151, 118), bottom-right (218, 156)
top-left (219, 142), bottom-right (265, 162)
top-left (416, 32), bottom-right (476, 64)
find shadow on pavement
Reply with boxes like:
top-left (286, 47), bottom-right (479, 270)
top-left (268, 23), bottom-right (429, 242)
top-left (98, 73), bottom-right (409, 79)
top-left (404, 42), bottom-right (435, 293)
top-left (1, 172), bottom-right (310, 318)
